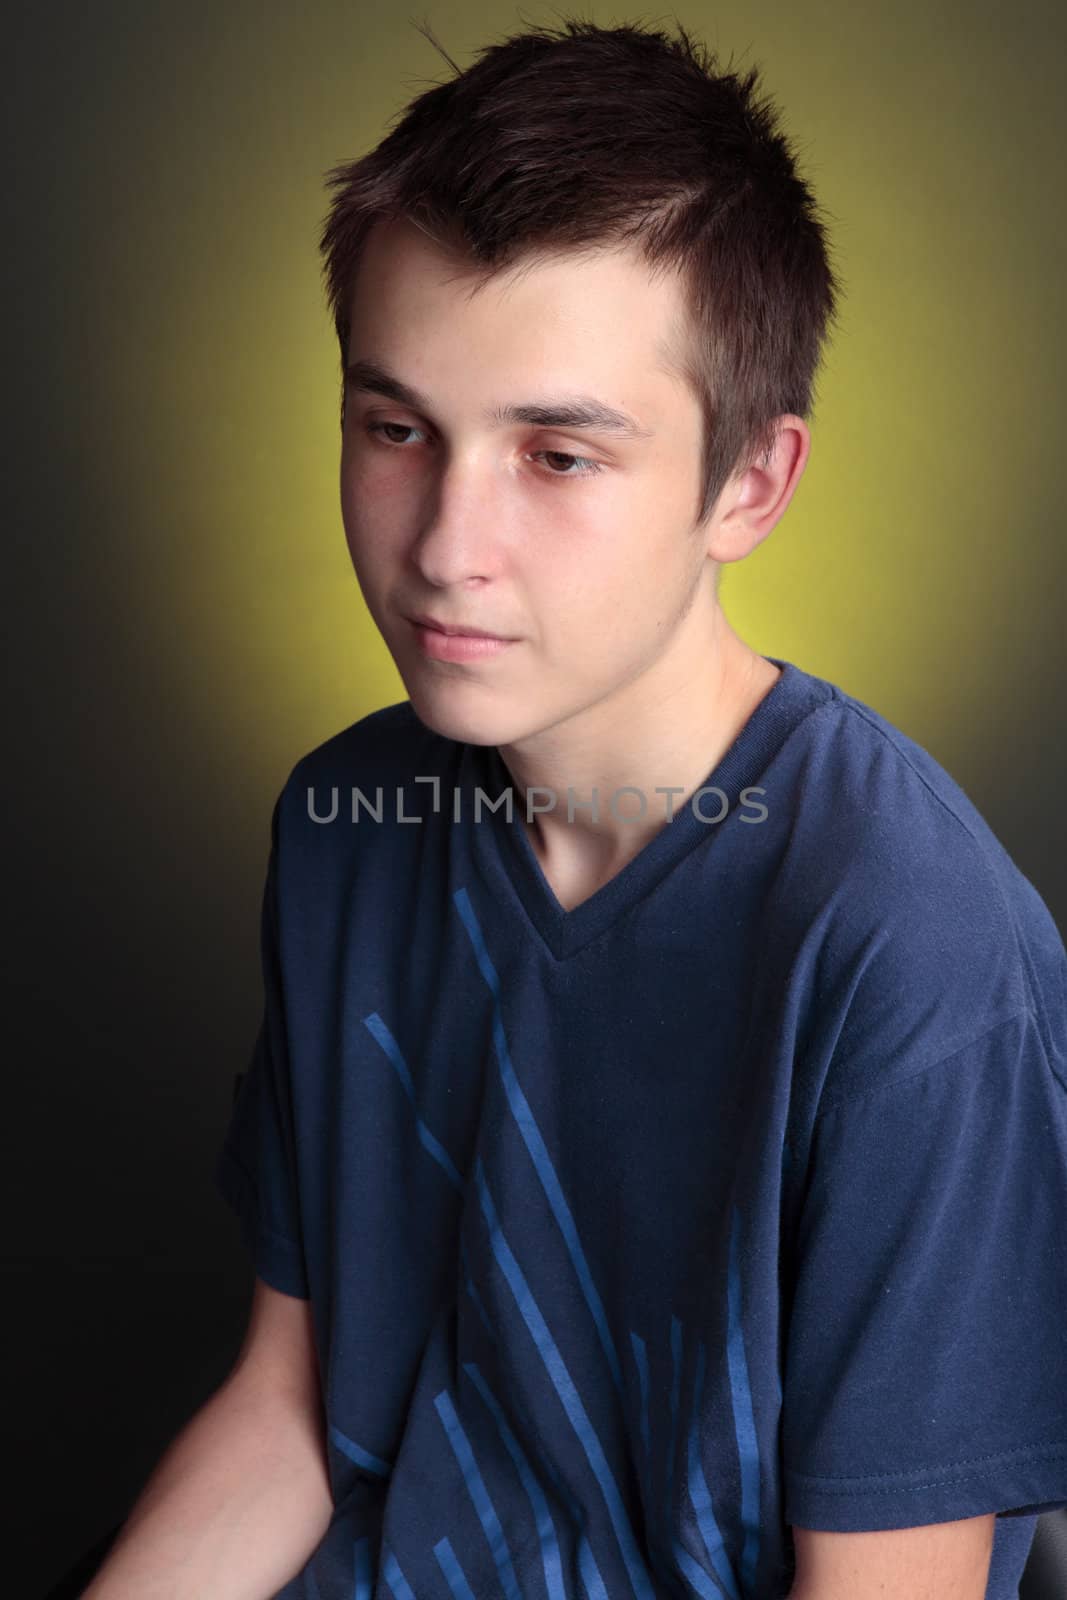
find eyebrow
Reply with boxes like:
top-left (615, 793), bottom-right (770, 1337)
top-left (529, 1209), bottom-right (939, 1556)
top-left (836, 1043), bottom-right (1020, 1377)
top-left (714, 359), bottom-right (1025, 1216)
top-left (344, 358), bottom-right (654, 441)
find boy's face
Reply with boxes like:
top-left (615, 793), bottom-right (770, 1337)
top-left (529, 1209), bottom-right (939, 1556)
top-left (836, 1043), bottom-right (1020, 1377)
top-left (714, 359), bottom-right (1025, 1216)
top-left (340, 215), bottom-right (725, 751)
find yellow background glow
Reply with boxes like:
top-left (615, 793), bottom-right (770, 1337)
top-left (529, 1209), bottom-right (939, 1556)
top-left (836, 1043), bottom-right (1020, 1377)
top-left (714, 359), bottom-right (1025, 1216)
top-left (59, 5), bottom-right (1067, 864)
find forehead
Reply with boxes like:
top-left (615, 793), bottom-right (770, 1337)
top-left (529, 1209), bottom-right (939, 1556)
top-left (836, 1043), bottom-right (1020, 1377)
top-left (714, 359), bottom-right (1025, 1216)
top-left (345, 216), bottom-right (694, 413)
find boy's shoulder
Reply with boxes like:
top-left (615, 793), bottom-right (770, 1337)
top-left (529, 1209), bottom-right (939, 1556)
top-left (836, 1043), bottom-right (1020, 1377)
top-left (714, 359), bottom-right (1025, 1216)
top-left (789, 668), bottom-right (1005, 852)
top-left (772, 665), bottom-right (1066, 1103)
top-left (780, 665), bottom-right (1025, 910)
top-left (264, 700), bottom-right (464, 876)
top-left (291, 697), bottom-right (442, 784)
top-left (274, 698), bottom-right (465, 816)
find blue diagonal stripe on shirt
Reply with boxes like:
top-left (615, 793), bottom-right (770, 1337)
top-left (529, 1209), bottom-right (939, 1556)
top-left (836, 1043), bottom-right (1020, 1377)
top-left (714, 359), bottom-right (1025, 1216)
top-left (666, 1316), bottom-right (683, 1536)
top-left (433, 1535), bottom-right (479, 1600)
top-left (353, 1534), bottom-right (375, 1600)
top-left (629, 1327), bottom-right (694, 1599)
top-left (672, 1539), bottom-right (732, 1600)
top-left (382, 1545), bottom-right (417, 1600)
top-left (726, 1204), bottom-right (762, 1594)
top-left (474, 1156), bottom-right (658, 1600)
top-left (464, 1360), bottom-right (568, 1600)
top-left (665, 1320), bottom-right (737, 1600)
top-left (685, 1342), bottom-right (741, 1600)
top-left (453, 887), bottom-right (624, 1395)
top-left (329, 1423), bottom-right (391, 1477)
top-left (362, 1012), bottom-right (465, 1193)
top-left (434, 1387), bottom-right (524, 1600)
top-left (459, 1244), bottom-right (612, 1600)
top-left (665, 1319), bottom-right (724, 1598)
top-left (630, 1330), bottom-right (652, 1460)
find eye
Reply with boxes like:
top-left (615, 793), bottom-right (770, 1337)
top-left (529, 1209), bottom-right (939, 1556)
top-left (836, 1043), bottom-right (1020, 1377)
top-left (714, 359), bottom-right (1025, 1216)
top-left (365, 421), bottom-right (426, 448)
top-left (362, 422), bottom-right (604, 481)
top-left (530, 450), bottom-right (604, 479)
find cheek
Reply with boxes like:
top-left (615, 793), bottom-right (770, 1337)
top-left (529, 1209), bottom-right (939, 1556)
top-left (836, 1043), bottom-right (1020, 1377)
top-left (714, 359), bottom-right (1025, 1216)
top-left (538, 540), bottom-right (655, 641)
top-left (338, 484), bottom-right (365, 558)
top-left (338, 461), bottom-right (361, 542)
top-left (339, 506), bottom-right (391, 603)
top-left (339, 467), bottom-right (400, 555)
top-left (340, 452), bottom-right (435, 571)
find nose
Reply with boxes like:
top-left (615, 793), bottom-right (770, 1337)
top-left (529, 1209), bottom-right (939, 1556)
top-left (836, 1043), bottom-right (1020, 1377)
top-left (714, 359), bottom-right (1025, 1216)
top-left (408, 456), bottom-right (510, 588)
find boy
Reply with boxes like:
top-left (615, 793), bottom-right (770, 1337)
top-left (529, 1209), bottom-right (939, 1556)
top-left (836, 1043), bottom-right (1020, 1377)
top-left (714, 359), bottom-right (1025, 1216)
top-left (86, 18), bottom-right (1067, 1600)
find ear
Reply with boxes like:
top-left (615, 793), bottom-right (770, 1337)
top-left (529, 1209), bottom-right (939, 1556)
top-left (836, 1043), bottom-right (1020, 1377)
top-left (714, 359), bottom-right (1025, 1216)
top-left (704, 415), bottom-right (811, 564)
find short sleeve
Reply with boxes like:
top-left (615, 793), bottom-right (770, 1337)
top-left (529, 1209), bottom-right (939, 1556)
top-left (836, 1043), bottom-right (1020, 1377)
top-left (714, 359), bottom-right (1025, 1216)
top-left (213, 796), bottom-right (310, 1300)
top-left (782, 1006), bottom-right (1067, 1531)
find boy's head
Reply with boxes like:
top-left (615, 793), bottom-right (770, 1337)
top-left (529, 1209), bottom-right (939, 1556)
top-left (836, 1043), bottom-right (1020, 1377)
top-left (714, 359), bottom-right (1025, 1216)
top-left (316, 19), bottom-right (842, 749)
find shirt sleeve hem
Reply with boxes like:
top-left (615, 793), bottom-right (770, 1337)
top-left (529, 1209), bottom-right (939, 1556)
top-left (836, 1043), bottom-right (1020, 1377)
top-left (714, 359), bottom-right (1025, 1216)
top-left (213, 1143), bottom-right (311, 1301)
top-left (784, 1441), bottom-right (1067, 1530)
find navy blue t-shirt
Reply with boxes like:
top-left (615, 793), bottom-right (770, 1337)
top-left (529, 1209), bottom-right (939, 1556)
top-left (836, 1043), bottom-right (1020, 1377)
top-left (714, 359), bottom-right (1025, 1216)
top-left (214, 656), bottom-right (1067, 1599)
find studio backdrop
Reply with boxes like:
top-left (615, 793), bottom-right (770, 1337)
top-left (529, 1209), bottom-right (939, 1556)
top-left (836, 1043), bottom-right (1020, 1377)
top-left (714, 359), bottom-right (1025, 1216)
top-left (6, 2), bottom-right (1065, 1593)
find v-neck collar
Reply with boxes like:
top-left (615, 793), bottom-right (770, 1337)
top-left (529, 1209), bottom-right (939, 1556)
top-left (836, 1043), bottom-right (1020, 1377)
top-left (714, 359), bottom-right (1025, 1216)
top-left (463, 657), bottom-right (827, 962)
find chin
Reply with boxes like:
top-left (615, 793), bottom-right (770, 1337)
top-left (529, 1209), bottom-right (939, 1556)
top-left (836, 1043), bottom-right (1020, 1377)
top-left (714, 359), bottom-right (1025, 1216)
top-left (399, 674), bottom-right (533, 750)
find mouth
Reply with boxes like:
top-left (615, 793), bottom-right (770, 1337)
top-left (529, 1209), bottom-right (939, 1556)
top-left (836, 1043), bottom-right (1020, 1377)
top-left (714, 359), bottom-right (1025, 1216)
top-left (406, 612), bottom-right (514, 642)
top-left (407, 616), bottom-right (517, 661)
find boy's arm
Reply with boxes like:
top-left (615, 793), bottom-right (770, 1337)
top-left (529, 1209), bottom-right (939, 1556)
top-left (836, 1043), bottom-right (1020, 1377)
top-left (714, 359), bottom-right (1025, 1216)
top-left (787, 1514), bottom-right (996, 1598)
top-left (81, 1276), bottom-right (333, 1600)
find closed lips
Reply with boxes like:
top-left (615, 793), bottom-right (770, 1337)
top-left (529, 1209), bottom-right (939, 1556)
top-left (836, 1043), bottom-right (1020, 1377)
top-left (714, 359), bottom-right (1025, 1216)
top-left (410, 615), bottom-right (512, 640)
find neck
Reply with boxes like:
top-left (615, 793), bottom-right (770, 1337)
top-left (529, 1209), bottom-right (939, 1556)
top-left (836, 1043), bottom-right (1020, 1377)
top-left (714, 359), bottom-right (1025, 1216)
top-left (494, 598), bottom-right (780, 902)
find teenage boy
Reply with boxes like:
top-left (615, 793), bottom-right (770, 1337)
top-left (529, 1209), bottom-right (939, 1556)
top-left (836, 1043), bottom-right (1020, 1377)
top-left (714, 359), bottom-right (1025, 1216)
top-left (84, 20), bottom-right (1067, 1600)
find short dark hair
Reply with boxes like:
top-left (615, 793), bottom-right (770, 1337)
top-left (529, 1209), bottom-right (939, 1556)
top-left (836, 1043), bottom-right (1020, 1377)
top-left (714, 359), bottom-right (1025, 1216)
top-left (318, 16), bottom-right (843, 527)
